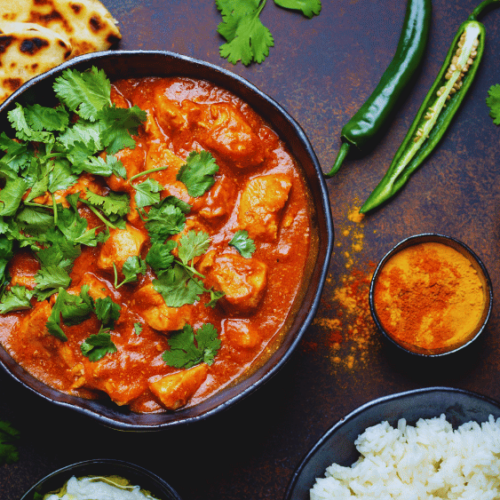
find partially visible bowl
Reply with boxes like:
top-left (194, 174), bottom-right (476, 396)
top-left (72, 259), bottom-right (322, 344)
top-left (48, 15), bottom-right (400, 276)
top-left (20, 459), bottom-right (182, 500)
top-left (0, 50), bottom-right (333, 430)
top-left (285, 387), bottom-right (500, 500)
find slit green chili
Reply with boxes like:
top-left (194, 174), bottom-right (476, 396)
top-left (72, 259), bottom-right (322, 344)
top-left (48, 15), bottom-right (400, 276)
top-left (325, 0), bottom-right (431, 177)
top-left (360, 0), bottom-right (500, 214)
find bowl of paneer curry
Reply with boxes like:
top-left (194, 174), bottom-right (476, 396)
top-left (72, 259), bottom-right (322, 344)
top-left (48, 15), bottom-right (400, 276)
top-left (0, 51), bottom-right (333, 430)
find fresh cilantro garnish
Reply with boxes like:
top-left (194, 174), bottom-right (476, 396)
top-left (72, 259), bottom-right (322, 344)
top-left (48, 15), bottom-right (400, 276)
top-left (153, 264), bottom-right (206, 308)
top-left (114, 256), bottom-right (147, 289)
top-left (229, 230), bottom-right (256, 258)
top-left (162, 323), bottom-right (221, 369)
top-left (0, 286), bottom-right (33, 314)
top-left (134, 178), bottom-right (163, 208)
top-left (216, 0), bottom-right (320, 65)
top-left (176, 151), bottom-right (219, 197)
top-left (487, 84), bottom-right (500, 125)
top-left (145, 199), bottom-right (186, 244)
top-left (146, 240), bottom-right (176, 274)
top-left (94, 296), bottom-right (121, 328)
top-left (133, 322), bottom-right (143, 335)
top-left (177, 231), bottom-right (211, 268)
top-left (33, 266), bottom-right (71, 300)
top-left (46, 286), bottom-right (94, 341)
top-left (81, 328), bottom-right (117, 362)
top-left (0, 420), bottom-right (20, 465)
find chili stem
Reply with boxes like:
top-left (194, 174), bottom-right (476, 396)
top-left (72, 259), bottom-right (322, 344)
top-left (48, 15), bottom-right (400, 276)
top-left (326, 142), bottom-right (350, 177)
top-left (469, 0), bottom-right (500, 20)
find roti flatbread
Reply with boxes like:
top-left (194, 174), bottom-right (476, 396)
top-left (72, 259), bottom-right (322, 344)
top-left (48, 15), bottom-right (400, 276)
top-left (0, 21), bottom-right (72, 103)
top-left (1, 0), bottom-right (121, 57)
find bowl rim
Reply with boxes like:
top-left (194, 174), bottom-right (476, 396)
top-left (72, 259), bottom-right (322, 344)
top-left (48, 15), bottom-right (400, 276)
top-left (0, 49), bottom-right (334, 430)
top-left (285, 386), bottom-right (500, 499)
top-left (19, 458), bottom-right (182, 500)
top-left (369, 232), bottom-right (493, 358)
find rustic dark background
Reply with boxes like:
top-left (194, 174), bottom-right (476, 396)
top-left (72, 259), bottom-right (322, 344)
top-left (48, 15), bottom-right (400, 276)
top-left (2, 0), bottom-right (500, 498)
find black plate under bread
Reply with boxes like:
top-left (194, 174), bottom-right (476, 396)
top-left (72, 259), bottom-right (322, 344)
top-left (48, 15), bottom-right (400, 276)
top-left (285, 387), bottom-right (500, 500)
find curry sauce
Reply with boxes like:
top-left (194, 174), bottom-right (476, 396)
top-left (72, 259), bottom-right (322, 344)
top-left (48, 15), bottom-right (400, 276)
top-left (0, 76), bottom-right (312, 413)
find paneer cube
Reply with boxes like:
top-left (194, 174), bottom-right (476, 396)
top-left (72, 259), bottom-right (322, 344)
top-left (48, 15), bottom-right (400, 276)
top-left (224, 320), bottom-right (261, 349)
top-left (149, 363), bottom-right (208, 410)
top-left (238, 174), bottom-right (292, 241)
top-left (135, 283), bottom-right (192, 331)
top-left (97, 224), bottom-right (147, 273)
top-left (206, 253), bottom-right (268, 313)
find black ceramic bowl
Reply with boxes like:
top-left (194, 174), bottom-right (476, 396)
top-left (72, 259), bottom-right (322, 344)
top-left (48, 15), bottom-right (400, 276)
top-left (285, 387), bottom-right (500, 500)
top-left (0, 51), bottom-right (333, 430)
top-left (369, 233), bottom-right (493, 357)
top-left (20, 459), bottom-right (181, 500)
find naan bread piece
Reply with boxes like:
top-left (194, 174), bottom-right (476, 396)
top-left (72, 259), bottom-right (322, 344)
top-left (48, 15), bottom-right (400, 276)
top-left (1, 0), bottom-right (121, 57)
top-left (0, 21), bottom-right (72, 103)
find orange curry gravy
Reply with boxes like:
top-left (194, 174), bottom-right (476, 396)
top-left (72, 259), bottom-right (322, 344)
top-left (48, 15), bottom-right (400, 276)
top-left (0, 77), bottom-right (312, 413)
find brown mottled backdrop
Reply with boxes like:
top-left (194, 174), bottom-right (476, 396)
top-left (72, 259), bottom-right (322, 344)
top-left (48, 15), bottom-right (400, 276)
top-left (2, 1), bottom-right (500, 498)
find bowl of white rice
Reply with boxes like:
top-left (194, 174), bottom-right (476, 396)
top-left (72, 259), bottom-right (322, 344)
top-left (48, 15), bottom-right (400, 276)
top-left (285, 387), bottom-right (500, 500)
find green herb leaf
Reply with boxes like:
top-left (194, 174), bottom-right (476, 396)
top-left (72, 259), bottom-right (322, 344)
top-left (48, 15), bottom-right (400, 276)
top-left (273, 0), bottom-right (321, 18)
top-left (0, 178), bottom-right (30, 216)
top-left (486, 84), bottom-right (500, 126)
top-left (145, 201), bottom-right (186, 244)
top-left (133, 322), bottom-right (143, 335)
top-left (162, 323), bottom-right (221, 369)
top-left (0, 420), bottom-right (20, 465)
top-left (0, 286), bottom-right (33, 314)
top-left (115, 256), bottom-right (147, 289)
top-left (217, 0), bottom-right (274, 65)
top-left (176, 151), bottom-right (219, 197)
top-left (178, 230), bottom-right (210, 265)
top-left (81, 330), bottom-right (117, 362)
top-left (84, 189), bottom-right (130, 218)
top-left (95, 296), bottom-right (121, 328)
top-left (146, 240), bottom-right (176, 274)
top-left (53, 67), bottom-right (111, 121)
top-left (34, 265), bottom-right (71, 293)
top-left (153, 264), bottom-right (205, 307)
top-left (229, 230), bottom-right (256, 258)
top-left (24, 103), bottom-right (70, 132)
top-left (134, 178), bottom-right (163, 208)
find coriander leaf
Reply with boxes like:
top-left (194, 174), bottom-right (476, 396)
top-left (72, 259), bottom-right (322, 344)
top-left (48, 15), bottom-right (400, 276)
top-left (176, 151), bottom-right (219, 197)
top-left (486, 84), bottom-right (500, 125)
top-left (95, 296), bottom-right (121, 327)
top-left (7, 103), bottom-right (55, 143)
top-left (34, 265), bottom-right (71, 293)
top-left (133, 322), bottom-right (143, 335)
top-left (115, 256), bottom-right (146, 289)
top-left (24, 103), bottom-right (70, 132)
top-left (162, 323), bottom-right (221, 369)
top-left (0, 286), bottom-right (33, 314)
top-left (145, 202), bottom-right (186, 244)
top-left (58, 119), bottom-right (104, 153)
top-left (178, 230), bottom-right (210, 265)
top-left (153, 264), bottom-right (205, 307)
top-left (48, 159), bottom-right (78, 193)
top-left (161, 195), bottom-right (192, 214)
top-left (146, 240), bottom-right (176, 273)
top-left (0, 178), bottom-right (30, 216)
top-left (84, 189), bottom-right (130, 218)
top-left (206, 288), bottom-right (225, 308)
top-left (229, 230), bottom-right (256, 258)
top-left (134, 178), bottom-right (163, 208)
top-left (53, 67), bottom-right (111, 121)
top-left (217, 0), bottom-right (274, 65)
top-left (274, 0), bottom-right (321, 18)
top-left (0, 133), bottom-right (33, 172)
top-left (0, 237), bottom-right (13, 294)
top-left (46, 286), bottom-right (94, 341)
top-left (81, 330), bottom-right (117, 362)
top-left (0, 420), bottom-right (20, 465)
top-left (97, 105), bottom-right (147, 154)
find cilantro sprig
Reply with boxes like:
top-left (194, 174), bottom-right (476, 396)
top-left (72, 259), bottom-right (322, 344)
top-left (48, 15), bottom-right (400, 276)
top-left (229, 230), bottom-right (256, 258)
top-left (81, 328), bottom-right (117, 362)
top-left (176, 151), bottom-right (219, 198)
top-left (487, 84), bottom-right (500, 125)
top-left (216, 0), bottom-right (321, 66)
top-left (162, 323), bottom-right (221, 369)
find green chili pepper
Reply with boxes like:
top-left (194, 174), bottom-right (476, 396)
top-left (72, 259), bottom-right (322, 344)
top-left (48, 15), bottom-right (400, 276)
top-left (361, 0), bottom-right (500, 214)
top-left (325, 0), bottom-right (431, 177)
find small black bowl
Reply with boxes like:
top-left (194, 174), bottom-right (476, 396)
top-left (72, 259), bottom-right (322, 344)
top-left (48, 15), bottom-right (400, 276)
top-left (285, 387), bottom-right (500, 500)
top-left (369, 233), bottom-right (493, 357)
top-left (20, 459), bottom-right (182, 500)
top-left (0, 50), bottom-right (334, 430)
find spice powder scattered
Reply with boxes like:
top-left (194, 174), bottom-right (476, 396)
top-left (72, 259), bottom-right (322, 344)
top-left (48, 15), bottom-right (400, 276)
top-left (373, 242), bottom-right (486, 353)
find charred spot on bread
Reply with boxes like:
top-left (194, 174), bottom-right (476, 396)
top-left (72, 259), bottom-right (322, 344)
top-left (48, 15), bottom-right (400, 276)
top-left (2, 77), bottom-right (22, 91)
top-left (70, 3), bottom-right (82, 14)
top-left (0, 36), bottom-right (14, 54)
top-left (20, 37), bottom-right (49, 55)
top-left (107, 33), bottom-right (120, 45)
top-left (89, 16), bottom-right (103, 32)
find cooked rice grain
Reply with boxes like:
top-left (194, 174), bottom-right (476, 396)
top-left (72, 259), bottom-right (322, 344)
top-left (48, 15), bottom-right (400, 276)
top-left (310, 414), bottom-right (500, 500)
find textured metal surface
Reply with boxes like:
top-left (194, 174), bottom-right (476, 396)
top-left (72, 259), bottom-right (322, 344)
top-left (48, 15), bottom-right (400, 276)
top-left (1, 1), bottom-right (500, 499)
